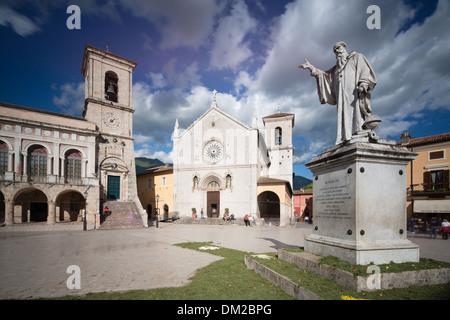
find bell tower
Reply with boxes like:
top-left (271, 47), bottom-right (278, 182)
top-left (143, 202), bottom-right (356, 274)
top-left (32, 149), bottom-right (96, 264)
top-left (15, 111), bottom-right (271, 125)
top-left (81, 44), bottom-right (142, 216)
top-left (81, 44), bottom-right (137, 138)
top-left (263, 110), bottom-right (295, 188)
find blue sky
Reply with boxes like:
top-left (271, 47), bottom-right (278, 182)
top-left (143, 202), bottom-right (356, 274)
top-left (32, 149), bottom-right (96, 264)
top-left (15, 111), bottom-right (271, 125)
top-left (1, 0), bottom-right (449, 180)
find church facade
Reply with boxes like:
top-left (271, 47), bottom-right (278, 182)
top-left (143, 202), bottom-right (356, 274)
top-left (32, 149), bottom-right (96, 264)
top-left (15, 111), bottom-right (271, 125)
top-left (0, 44), bottom-right (145, 229)
top-left (172, 95), bottom-right (295, 226)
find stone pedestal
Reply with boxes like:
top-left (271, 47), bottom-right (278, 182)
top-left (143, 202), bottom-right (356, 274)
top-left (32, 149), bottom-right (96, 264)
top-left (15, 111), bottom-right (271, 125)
top-left (305, 139), bottom-right (419, 265)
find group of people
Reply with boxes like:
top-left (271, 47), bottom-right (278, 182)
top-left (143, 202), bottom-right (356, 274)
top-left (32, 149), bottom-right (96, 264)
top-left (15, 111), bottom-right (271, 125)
top-left (243, 214), bottom-right (256, 227)
top-left (429, 218), bottom-right (450, 239)
top-left (410, 216), bottom-right (450, 239)
top-left (192, 210), bottom-right (257, 226)
top-left (222, 213), bottom-right (236, 222)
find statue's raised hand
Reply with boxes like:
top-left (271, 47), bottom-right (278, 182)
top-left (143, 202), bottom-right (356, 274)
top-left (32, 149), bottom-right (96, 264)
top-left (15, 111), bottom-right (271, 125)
top-left (298, 59), bottom-right (314, 71)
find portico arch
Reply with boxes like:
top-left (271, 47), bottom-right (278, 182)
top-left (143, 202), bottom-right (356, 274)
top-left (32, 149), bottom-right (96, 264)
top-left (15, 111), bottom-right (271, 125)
top-left (56, 190), bottom-right (86, 222)
top-left (257, 177), bottom-right (293, 226)
top-left (14, 187), bottom-right (48, 222)
top-left (257, 191), bottom-right (280, 219)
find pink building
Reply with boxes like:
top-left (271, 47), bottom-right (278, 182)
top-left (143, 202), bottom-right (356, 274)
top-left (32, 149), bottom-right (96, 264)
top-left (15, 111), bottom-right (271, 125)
top-left (293, 189), bottom-right (313, 222)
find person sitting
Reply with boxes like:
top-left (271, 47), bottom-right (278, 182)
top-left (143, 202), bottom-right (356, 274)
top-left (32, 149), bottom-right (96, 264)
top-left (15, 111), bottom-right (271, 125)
top-left (229, 214), bottom-right (236, 221)
top-left (223, 213), bottom-right (228, 221)
top-left (104, 206), bottom-right (111, 215)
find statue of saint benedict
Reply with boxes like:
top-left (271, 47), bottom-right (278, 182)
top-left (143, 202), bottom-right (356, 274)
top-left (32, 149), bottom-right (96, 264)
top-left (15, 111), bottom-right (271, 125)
top-left (299, 41), bottom-right (377, 144)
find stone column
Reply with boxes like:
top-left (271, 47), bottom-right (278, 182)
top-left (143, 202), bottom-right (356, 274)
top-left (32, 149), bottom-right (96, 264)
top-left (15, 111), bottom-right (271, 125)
top-left (47, 201), bottom-right (56, 224)
top-left (60, 156), bottom-right (65, 182)
top-left (7, 152), bottom-right (13, 172)
top-left (22, 153), bottom-right (28, 177)
top-left (4, 199), bottom-right (14, 225)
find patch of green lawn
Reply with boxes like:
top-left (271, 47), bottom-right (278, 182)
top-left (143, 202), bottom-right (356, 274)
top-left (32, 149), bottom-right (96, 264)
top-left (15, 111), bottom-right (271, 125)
top-left (53, 242), bottom-right (450, 300)
top-left (251, 251), bottom-right (450, 300)
top-left (57, 242), bottom-right (293, 300)
top-left (318, 255), bottom-right (450, 277)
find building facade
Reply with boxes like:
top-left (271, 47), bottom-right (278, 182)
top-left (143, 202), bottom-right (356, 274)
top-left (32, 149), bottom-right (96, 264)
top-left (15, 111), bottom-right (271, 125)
top-left (293, 188), bottom-right (313, 222)
top-left (172, 94), bottom-right (294, 226)
top-left (400, 132), bottom-right (450, 231)
top-left (0, 44), bottom-right (145, 229)
top-left (137, 164), bottom-right (174, 221)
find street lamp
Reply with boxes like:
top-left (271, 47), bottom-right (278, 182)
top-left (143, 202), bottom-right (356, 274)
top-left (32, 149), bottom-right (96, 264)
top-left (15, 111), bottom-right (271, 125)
top-left (83, 190), bottom-right (88, 231)
top-left (155, 194), bottom-right (160, 228)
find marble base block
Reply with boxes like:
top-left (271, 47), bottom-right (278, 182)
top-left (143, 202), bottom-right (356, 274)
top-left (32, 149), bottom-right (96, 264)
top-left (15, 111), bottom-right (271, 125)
top-left (305, 139), bottom-right (419, 265)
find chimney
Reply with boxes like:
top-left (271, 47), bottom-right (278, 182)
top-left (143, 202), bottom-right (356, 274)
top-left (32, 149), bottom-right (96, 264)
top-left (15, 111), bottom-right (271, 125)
top-left (401, 132), bottom-right (411, 145)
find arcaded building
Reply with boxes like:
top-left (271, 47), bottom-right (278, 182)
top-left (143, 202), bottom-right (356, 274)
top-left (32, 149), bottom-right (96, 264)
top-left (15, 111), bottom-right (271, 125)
top-left (0, 44), bottom-right (145, 229)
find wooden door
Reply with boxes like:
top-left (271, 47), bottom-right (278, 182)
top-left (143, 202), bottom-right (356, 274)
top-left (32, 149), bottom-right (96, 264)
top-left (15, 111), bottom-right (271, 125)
top-left (207, 191), bottom-right (220, 218)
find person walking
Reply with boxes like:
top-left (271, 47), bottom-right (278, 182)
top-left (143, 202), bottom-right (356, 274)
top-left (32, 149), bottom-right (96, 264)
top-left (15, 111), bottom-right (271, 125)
top-left (244, 214), bottom-right (250, 226)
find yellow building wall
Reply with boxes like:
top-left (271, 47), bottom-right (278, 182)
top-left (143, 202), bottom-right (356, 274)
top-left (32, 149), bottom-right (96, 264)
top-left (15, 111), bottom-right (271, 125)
top-left (137, 170), bottom-right (174, 219)
top-left (257, 184), bottom-right (292, 206)
top-left (406, 142), bottom-right (450, 190)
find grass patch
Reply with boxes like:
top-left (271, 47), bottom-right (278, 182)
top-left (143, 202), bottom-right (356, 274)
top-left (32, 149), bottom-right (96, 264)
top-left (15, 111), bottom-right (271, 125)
top-left (56, 242), bottom-right (294, 300)
top-left (317, 255), bottom-right (450, 278)
top-left (251, 252), bottom-right (450, 300)
top-left (51, 242), bottom-right (450, 300)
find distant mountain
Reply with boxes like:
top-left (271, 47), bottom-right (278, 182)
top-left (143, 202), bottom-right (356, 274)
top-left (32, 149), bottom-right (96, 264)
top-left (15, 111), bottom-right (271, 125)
top-left (135, 157), bottom-right (165, 174)
top-left (293, 175), bottom-right (313, 190)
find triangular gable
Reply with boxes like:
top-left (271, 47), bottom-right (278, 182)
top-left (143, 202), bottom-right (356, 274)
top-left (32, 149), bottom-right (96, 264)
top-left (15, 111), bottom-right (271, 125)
top-left (179, 106), bottom-right (251, 138)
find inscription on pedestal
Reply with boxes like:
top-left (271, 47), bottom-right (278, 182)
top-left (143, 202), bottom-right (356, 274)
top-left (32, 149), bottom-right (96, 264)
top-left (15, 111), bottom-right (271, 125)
top-left (316, 179), bottom-right (352, 220)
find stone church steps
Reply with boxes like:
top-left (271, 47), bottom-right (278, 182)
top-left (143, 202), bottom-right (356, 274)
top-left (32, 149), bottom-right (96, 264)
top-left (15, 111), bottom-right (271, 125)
top-left (175, 217), bottom-right (245, 226)
top-left (174, 217), bottom-right (281, 227)
top-left (99, 201), bottom-right (144, 229)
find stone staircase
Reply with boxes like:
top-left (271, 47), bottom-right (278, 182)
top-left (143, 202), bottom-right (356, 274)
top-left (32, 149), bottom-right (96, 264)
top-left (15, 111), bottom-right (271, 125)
top-left (99, 201), bottom-right (145, 230)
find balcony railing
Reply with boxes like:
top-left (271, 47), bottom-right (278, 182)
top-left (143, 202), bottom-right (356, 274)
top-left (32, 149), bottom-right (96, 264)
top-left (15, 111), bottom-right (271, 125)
top-left (0, 173), bottom-right (98, 186)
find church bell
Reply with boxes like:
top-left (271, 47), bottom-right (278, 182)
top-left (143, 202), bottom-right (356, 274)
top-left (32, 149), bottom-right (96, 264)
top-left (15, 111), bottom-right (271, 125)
top-left (107, 83), bottom-right (116, 94)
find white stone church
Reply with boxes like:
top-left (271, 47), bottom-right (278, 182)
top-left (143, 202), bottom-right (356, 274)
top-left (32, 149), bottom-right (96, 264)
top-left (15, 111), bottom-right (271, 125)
top-left (172, 93), bottom-right (295, 226)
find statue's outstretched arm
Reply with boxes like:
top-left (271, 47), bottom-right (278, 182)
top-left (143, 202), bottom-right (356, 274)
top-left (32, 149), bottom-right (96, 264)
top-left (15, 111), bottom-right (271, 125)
top-left (298, 59), bottom-right (321, 78)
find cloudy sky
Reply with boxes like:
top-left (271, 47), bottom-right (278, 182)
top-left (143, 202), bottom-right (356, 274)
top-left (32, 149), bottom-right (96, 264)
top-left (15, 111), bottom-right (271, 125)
top-left (1, 0), bottom-right (449, 179)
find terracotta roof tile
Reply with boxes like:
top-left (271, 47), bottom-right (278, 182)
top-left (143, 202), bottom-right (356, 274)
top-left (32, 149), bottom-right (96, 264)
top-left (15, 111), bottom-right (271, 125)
top-left (398, 132), bottom-right (450, 147)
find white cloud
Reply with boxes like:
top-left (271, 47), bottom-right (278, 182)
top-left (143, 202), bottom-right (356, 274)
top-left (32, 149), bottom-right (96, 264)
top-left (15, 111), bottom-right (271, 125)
top-left (52, 82), bottom-right (85, 116)
top-left (135, 148), bottom-right (173, 164)
top-left (0, 5), bottom-right (40, 36)
top-left (120, 0), bottom-right (223, 50)
top-left (209, 0), bottom-right (257, 72)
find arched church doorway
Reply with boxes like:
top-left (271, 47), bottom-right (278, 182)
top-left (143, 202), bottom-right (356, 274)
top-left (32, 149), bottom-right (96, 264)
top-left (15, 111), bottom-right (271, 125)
top-left (257, 191), bottom-right (280, 219)
top-left (206, 180), bottom-right (220, 218)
